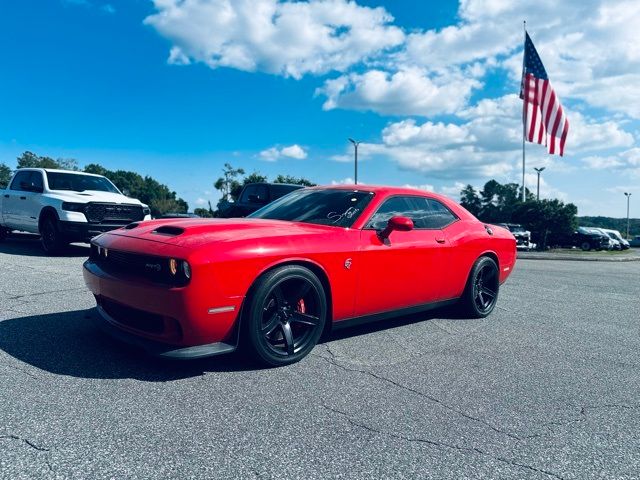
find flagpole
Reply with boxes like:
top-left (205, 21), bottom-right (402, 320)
top-left (521, 20), bottom-right (527, 202)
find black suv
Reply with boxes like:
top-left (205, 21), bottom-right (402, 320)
top-left (573, 227), bottom-right (611, 251)
top-left (219, 183), bottom-right (304, 218)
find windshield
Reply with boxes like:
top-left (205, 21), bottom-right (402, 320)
top-left (249, 188), bottom-right (374, 228)
top-left (510, 225), bottom-right (526, 233)
top-left (46, 172), bottom-right (120, 193)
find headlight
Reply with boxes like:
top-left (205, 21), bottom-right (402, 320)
top-left (182, 261), bottom-right (191, 280)
top-left (62, 202), bottom-right (85, 212)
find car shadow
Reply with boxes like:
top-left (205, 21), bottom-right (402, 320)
top-left (0, 305), bottom-right (467, 381)
top-left (0, 233), bottom-right (89, 257)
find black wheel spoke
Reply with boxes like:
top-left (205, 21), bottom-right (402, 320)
top-left (290, 311), bottom-right (320, 327)
top-left (481, 287), bottom-right (496, 299)
top-left (262, 313), bottom-right (281, 335)
top-left (477, 290), bottom-right (485, 307)
top-left (271, 285), bottom-right (285, 307)
top-left (281, 322), bottom-right (294, 355)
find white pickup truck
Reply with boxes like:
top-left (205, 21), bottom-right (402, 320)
top-left (0, 168), bottom-right (151, 254)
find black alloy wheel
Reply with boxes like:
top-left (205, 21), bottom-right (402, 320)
top-left (245, 265), bottom-right (326, 366)
top-left (40, 216), bottom-right (66, 255)
top-left (460, 256), bottom-right (500, 318)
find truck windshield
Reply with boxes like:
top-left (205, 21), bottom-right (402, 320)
top-left (46, 172), bottom-right (120, 193)
top-left (249, 188), bottom-right (374, 228)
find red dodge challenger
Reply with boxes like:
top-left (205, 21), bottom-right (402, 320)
top-left (83, 186), bottom-right (516, 366)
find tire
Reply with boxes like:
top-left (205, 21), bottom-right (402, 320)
top-left (243, 265), bottom-right (327, 367)
top-left (40, 215), bottom-right (67, 255)
top-left (580, 241), bottom-right (591, 251)
top-left (459, 256), bottom-right (500, 318)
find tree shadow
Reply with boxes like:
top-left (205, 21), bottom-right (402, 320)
top-left (0, 233), bottom-right (89, 257)
top-left (0, 304), bottom-right (469, 381)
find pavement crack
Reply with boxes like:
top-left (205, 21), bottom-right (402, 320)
top-left (5, 286), bottom-right (86, 300)
top-left (316, 346), bottom-right (521, 441)
top-left (0, 434), bottom-right (50, 452)
top-left (2, 364), bottom-right (40, 380)
top-left (321, 404), bottom-right (564, 480)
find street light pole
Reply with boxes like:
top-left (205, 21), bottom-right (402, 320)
top-left (348, 138), bottom-right (360, 185)
top-left (624, 192), bottom-right (632, 240)
top-left (533, 167), bottom-right (546, 201)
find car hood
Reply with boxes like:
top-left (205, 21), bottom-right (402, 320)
top-left (105, 218), bottom-right (339, 248)
top-left (47, 190), bottom-right (147, 206)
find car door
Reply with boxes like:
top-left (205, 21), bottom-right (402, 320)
top-left (354, 195), bottom-right (448, 317)
top-left (20, 171), bottom-right (43, 232)
top-left (2, 171), bottom-right (31, 229)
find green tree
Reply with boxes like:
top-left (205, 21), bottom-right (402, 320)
top-left (513, 199), bottom-right (578, 249)
top-left (0, 163), bottom-right (11, 189)
top-left (193, 207), bottom-right (213, 218)
top-left (214, 163), bottom-right (245, 202)
top-left (273, 174), bottom-right (316, 186)
top-left (16, 151), bottom-right (79, 170)
top-left (460, 184), bottom-right (481, 217)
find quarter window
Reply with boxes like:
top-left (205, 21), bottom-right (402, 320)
top-left (240, 185), bottom-right (269, 204)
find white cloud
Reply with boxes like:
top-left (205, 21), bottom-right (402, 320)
top-left (582, 147), bottom-right (640, 176)
top-left (145, 0), bottom-right (404, 79)
top-left (402, 183), bottom-right (434, 192)
top-left (317, 68), bottom-right (481, 116)
top-left (259, 144), bottom-right (307, 161)
top-left (331, 177), bottom-right (355, 185)
top-left (194, 197), bottom-right (208, 206)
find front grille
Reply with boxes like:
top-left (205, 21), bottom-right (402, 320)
top-left (100, 297), bottom-right (165, 334)
top-left (85, 203), bottom-right (144, 224)
top-left (90, 246), bottom-right (190, 287)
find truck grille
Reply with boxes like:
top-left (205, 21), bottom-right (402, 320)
top-left (85, 203), bottom-right (145, 224)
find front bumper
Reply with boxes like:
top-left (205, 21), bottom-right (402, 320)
top-left (60, 221), bottom-right (129, 241)
top-left (83, 258), bottom-right (243, 359)
top-left (95, 306), bottom-right (236, 359)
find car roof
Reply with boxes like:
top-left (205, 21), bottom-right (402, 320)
top-left (17, 168), bottom-right (105, 178)
top-left (308, 184), bottom-right (452, 202)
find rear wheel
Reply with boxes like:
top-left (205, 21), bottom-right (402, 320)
top-left (244, 265), bottom-right (326, 367)
top-left (459, 256), bottom-right (499, 318)
top-left (40, 216), bottom-right (67, 255)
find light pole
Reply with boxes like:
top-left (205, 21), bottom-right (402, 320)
top-left (348, 138), bottom-right (360, 185)
top-left (534, 167), bottom-right (545, 201)
top-left (624, 192), bottom-right (632, 240)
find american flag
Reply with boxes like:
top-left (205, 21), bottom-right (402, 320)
top-left (520, 31), bottom-right (569, 156)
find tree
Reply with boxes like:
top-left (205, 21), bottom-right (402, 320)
top-left (214, 163), bottom-right (245, 202)
top-left (193, 207), bottom-right (213, 218)
top-left (16, 151), bottom-right (79, 170)
top-left (460, 184), bottom-right (481, 217)
top-left (273, 174), bottom-right (316, 186)
top-left (0, 163), bottom-right (11, 189)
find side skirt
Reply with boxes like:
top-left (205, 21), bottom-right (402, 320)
top-left (332, 298), bottom-right (459, 331)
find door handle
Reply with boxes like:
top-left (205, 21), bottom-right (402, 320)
top-left (20, 196), bottom-right (27, 200)
top-left (435, 237), bottom-right (446, 244)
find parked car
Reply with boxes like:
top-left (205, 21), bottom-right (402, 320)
top-left (495, 223), bottom-right (535, 251)
top-left (573, 227), bottom-right (611, 251)
top-left (600, 228), bottom-right (630, 250)
top-left (0, 168), bottom-right (151, 254)
top-left (84, 185), bottom-right (517, 366)
top-left (630, 235), bottom-right (640, 248)
top-left (219, 183), bottom-right (304, 218)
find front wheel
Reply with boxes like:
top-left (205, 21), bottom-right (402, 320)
top-left (459, 256), bottom-right (500, 318)
top-left (243, 265), bottom-right (327, 367)
top-left (40, 216), bottom-right (67, 255)
top-left (580, 241), bottom-right (591, 251)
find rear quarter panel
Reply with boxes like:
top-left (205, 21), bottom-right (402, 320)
top-left (439, 220), bottom-right (517, 300)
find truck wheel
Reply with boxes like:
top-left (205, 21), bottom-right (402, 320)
top-left (40, 216), bottom-right (67, 255)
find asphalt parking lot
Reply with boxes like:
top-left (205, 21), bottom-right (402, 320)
top-left (1, 235), bottom-right (639, 480)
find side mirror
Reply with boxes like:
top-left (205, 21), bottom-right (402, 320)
top-left (379, 216), bottom-right (414, 240)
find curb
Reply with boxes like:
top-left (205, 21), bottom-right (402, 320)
top-left (517, 252), bottom-right (640, 262)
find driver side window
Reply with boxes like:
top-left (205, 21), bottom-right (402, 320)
top-left (366, 196), bottom-right (415, 230)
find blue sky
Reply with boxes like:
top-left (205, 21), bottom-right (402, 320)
top-left (1, 0), bottom-right (638, 216)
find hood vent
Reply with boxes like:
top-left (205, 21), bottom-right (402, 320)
top-left (153, 225), bottom-right (185, 236)
top-left (124, 222), bottom-right (140, 230)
